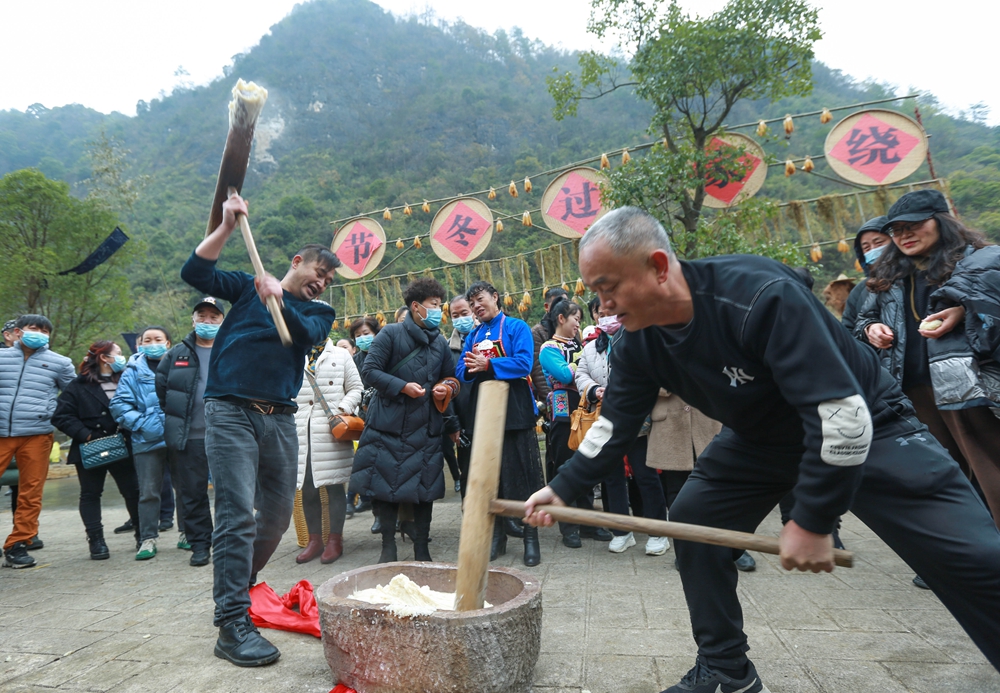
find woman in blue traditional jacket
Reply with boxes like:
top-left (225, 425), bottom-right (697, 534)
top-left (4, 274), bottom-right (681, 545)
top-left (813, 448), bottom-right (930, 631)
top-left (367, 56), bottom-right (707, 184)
top-left (457, 281), bottom-right (543, 566)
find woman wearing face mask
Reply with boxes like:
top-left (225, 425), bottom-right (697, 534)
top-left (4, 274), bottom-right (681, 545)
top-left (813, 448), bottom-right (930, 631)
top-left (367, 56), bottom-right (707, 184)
top-left (457, 281), bottom-right (544, 566)
top-left (857, 189), bottom-right (1000, 534)
top-left (350, 279), bottom-right (461, 564)
top-left (446, 296), bottom-right (477, 495)
top-left (110, 326), bottom-right (171, 561)
top-left (348, 316), bottom-right (381, 524)
top-left (576, 301), bottom-right (674, 556)
top-left (53, 341), bottom-right (140, 560)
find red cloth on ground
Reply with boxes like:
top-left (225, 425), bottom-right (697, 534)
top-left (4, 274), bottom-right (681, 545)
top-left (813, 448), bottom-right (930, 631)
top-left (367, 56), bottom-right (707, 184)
top-left (330, 685), bottom-right (356, 693)
top-left (248, 580), bottom-right (321, 638)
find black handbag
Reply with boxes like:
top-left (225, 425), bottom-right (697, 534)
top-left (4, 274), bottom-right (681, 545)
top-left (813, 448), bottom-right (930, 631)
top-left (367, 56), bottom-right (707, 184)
top-left (79, 433), bottom-right (130, 469)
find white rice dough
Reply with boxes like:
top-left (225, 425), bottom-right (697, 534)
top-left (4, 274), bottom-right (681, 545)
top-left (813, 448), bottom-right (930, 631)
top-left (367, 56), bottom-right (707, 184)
top-left (350, 574), bottom-right (491, 617)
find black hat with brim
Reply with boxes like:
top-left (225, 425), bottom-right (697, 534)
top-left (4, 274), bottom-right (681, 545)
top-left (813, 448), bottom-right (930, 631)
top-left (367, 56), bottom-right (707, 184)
top-left (193, 297), bottom-right (225, 316)
top-left (881, 189), bottom-right (949, 231)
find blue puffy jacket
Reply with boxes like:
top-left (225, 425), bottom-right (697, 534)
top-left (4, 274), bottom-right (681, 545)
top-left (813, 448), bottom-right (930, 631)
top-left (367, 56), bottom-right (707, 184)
top-left (110, 354), bottom-right (165, 454)
top-left (0, 343), bottom-right (76, 438)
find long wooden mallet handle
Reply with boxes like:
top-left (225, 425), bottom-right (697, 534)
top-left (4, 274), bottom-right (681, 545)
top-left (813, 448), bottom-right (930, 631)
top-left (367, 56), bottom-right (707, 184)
top-left (227, 187), bottom-right (293, 347)
top-left (491, 498), bottom-right (853, 568)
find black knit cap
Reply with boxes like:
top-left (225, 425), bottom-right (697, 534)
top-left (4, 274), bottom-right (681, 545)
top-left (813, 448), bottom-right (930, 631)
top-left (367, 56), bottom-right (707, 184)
top-left (881, 189), bottom-right (949, 231)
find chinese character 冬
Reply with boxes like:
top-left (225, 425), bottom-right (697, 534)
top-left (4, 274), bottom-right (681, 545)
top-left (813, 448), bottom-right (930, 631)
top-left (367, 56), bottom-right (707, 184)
top-left (444, 215), bottom-right (482, 247)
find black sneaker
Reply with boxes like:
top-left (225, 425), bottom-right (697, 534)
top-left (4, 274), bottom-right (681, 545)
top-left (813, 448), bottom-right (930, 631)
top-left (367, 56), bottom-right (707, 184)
top-left (912, 575), bottom-right (931, 590)
top-left (580, 527), bottom-right (614, 541)
top-left (113, 519), bottom-right (134, 534)
top-left (158, 519), bottom-right (174, 532)
top-left (662, 658), bottom-right (768, 693)
top-left (562, 531), bottom-right (582, 549)
top-left (25, 535), bottom-right (43, 550)
top-left (190, 550), bottom-right (211, 567)
top-left (3, 542), bottom-right (36, 569)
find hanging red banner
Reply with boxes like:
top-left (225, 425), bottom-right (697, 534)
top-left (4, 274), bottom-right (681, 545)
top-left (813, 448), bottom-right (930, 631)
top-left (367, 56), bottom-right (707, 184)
top-left (541, 167), bottom-right (609, 239)
top-left (824, 109), bottom-right (927, 186)
top-left (331, 217), bottom-right (386, 280)
top-left (429, 198), bottom-right (494, 264)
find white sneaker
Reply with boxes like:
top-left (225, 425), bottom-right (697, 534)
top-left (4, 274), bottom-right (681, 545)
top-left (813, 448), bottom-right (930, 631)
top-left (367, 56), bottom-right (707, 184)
top-left (136, 538), bottom-right (157, 561)
top-left (645, 536), bottom-right (670, 556)
top-left (608, 532), bottom-right (636, 553)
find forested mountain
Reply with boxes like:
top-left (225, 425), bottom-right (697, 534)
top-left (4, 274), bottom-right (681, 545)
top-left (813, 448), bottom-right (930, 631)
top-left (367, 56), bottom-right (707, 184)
top-left (1, 0), bottom-right (998, 343)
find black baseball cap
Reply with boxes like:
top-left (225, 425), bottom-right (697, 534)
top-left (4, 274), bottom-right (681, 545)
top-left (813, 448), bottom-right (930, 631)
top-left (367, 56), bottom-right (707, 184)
top-left (193, 297), bottom-right (225, 316)
top-left (881, 190), bottom-right (949, 231)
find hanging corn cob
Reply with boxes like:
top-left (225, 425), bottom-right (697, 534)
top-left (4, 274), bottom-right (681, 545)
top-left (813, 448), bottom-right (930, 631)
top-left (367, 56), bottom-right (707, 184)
top-left (524, 177), bottom-right (533, 193)
top-left (383, 208), bottom-right (392, 221)
top-left (854, 259), bottom-right (863, 272)
top-left (403, 204), bottom-right (412, 216)
top-left (504, 292), bottom-right (513, 307)
top-left (784, 160), bottom-right (796, 177)
top-left (820, 107), bottom-right (833, 124)
top-left (509, 181), bottom-right (518, 198)
top-left (396, 239), bottom-right (404, 249)
top-left (422, 200), bottom-right (431, 213)
top-left (375, 312), bottom-right (386, 327)
top-left (523, 291), bottom-right (532, 307)
top-left (783, 114), bottom-right (794, 137)
top-left (331, 319), bottom-right (339, 330)
top-left (414, 236), bottom-right (422, 249)
top-left (810, 244), bottom-right (823, 263)
top-left (495, 219), bottom-right (504, 233)
top-left (802, 156), bottom-right (815, 173)
top-left (600, 153), bottom-right (610, 169)
top-left (621, 149), bottom-right (631, 165)
top-left (522, 211), bottom-right (533, 227)
top-left (574, 278), bottom-right (585, 296)
top-left (756, 120), bottom-right (768, 137)
top-left (837, 238), bottom-right (850, 253)
top-left (488, 187), bottom-right (497, 200)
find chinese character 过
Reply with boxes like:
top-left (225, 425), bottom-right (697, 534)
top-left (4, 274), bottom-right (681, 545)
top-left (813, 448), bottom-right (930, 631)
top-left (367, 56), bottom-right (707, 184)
top-left (560, 181), bottom-right (599, 221)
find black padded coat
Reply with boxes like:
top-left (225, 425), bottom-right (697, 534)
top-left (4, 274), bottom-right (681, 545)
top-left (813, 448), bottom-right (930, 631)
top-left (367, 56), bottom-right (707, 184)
top-left (350, 316), bottom-right (459, 503)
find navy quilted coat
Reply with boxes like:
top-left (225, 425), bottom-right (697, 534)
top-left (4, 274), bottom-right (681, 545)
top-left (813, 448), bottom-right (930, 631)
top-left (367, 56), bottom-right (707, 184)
top-left (350, 316), bottom-right (459, 504)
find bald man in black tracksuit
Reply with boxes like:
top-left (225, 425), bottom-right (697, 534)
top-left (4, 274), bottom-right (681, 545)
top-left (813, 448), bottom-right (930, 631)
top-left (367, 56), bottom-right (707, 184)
top-left (525, 208), bottom-right (1000, 693)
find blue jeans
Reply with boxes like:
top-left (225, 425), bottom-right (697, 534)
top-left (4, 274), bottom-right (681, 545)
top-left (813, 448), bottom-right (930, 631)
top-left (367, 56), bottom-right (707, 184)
top-left (204, 399), bottom-right (298, 626)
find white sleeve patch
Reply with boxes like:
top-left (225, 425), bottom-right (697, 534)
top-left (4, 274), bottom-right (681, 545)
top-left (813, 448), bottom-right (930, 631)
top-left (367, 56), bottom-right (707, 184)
top-left (817, 395), bottom-right (872, 467)
top-left (579, 416), bottom-right (614, 459)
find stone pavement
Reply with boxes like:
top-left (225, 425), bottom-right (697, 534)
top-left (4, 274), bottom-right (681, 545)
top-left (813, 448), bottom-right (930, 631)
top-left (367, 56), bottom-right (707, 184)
top-left (1, 478), bottom-right (998, 693)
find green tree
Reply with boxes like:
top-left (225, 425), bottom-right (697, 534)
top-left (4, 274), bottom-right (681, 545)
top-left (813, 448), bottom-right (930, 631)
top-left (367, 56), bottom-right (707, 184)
top-left (0, 169), bottom-right (137, 361)
top-left (549, 0), bottom-right (821, 257)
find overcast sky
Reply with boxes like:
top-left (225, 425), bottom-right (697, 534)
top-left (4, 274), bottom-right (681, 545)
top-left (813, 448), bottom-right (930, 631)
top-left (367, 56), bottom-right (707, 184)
top-left (0, 0), bottom-right (995, 125)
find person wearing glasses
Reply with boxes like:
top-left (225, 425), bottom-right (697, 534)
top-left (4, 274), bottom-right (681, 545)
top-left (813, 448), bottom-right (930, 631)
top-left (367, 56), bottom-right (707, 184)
top-left (856, 189), bottom-right (1000, 536)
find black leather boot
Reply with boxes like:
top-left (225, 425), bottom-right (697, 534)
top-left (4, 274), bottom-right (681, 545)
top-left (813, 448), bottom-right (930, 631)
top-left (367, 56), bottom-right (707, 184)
top-left (215, 614), bottom-right (280, 667)
top-left (504, 517), bottom-right (525, 538)
top-left (378, 502), bottom-right (398, 564)
top-left (523, 526), bottom-right (540, 567)
top-left (412, 502), bottom-right (432, 562)
top-left (87, 529), bottom-right (109, 560)
top-left (490, 517), bottom-right (507, 560)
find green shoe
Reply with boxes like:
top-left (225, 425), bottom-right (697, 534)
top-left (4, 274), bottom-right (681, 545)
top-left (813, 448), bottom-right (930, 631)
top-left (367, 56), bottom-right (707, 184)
top-left (136, 539), bottom-right (157, 560)
top-left (177, 532), bottom-right (192, 551)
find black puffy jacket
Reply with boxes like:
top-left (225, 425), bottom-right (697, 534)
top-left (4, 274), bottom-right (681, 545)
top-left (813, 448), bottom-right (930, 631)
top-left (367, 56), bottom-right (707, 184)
top-left (350, 316), bottom-right (459, 504)
top-left (155, 333), bottom-right (205, 451)
top-left (52, 376), bottom-right (133, 466)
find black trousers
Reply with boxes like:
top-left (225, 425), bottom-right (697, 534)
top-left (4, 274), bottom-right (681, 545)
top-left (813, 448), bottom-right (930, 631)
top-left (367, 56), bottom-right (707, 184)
top-left (75, 458), bottom-right (140, 534)
top-left (442, 433), bottom-right (461, 484)
top-left (670, 417), bottom-right (1000, 671)
top-left (301, 454), bottom-right (347, 536)
top-left (168, 439), bottom-right (213, 552)
top-left (626, 436), bottom-right (668, 522)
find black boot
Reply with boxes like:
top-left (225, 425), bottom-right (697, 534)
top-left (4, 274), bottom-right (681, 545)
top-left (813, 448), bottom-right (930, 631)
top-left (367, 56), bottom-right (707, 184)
top-left (504, 517), bottom-right (525, 538)
top-left (378, 502), bottom-right (398, 564)
top-left (214, 614), bottom-right (280, 667)
top-left (412, 502), bottom-right (432, 562)
top-left (490, 517), bottom-right (507, 560)
top-left (87, 529), bottom-right (109, 560)
top-left (523, 526), bottom-right (540, 567)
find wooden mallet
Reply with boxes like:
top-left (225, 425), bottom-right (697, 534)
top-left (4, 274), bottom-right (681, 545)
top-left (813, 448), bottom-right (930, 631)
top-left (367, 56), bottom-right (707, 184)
top-left (206, 79), bottom-right (292, 347)
top-left (455, 383), bottom-right (853, 610)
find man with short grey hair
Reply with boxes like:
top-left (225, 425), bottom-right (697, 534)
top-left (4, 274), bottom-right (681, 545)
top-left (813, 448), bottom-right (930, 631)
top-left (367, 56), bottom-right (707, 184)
top-left (525, 207), bottom-right (1000, 692)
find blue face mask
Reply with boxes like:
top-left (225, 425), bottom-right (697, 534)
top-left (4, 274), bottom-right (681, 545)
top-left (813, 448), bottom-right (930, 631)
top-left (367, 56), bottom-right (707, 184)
top-left (110, 355), bottom-right (127, 373)
top-left (421, 306), bottom-right (443, 329)
top-left (453, 315), bottom-right (475, 335)
top-left (864, 245), bottom-right (886, 265)
top-left (194, 322), bottom-right (221, 340)
top-left (140, 344), bottom-right (168, 359)
top-left (355, 334), bottom-right (374, 352)
top-left (19, 330), bottom-right (49, 349)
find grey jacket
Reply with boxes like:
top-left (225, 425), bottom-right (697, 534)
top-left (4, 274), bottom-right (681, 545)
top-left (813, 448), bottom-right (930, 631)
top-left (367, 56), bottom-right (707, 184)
top-left (0, 342), bottom-right (76, 437)
top-left (854, 282), bottom-right (908, 384)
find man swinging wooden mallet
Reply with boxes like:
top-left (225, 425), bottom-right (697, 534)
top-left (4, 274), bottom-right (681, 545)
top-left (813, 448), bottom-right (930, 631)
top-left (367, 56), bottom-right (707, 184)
top-left (521, 207), bottom-right (1000, 693)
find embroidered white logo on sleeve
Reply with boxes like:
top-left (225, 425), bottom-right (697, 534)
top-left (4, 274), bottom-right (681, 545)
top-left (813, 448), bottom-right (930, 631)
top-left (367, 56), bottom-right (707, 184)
top-left (817, 395), bottom-right (872, 466)
top-left (579, 416), bottom-right (614, 459)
